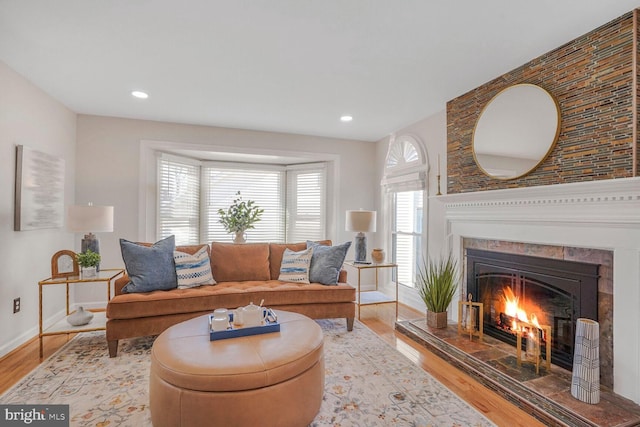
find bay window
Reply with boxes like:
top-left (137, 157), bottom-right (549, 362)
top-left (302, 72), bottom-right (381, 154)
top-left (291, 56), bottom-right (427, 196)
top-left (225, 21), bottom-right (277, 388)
top-left (157, 153), bottom-right (327, 245)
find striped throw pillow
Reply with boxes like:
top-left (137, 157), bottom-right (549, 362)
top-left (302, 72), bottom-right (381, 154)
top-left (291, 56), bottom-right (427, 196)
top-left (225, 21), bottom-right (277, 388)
top-left (278, 247), bottom-right (314, 284)
top-left (173, 246), bottom-right (216, 289)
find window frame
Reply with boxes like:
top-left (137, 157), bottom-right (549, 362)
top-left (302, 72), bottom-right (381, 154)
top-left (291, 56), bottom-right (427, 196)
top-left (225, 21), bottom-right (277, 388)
top-left (155, 151), bottom-right (331, 245)
top-left (285, 162), bottom-right (328, 243)
top-left (201, 161), bottom-right (287, 244)
top-left (141, 141), bottom-right (339, 244)
top-left (390, 189), bottom-right (425, 288)
top-left (156, 152), bottom-right (202, 245)
top-left (381, 134), bottom-right (430, 298)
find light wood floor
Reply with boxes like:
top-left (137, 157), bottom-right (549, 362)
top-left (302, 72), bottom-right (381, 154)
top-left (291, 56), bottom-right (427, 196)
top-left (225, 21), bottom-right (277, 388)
top-left (357, 304), bottom-right (546, 427)
top-left (0, 305), bottom-right (545, 426)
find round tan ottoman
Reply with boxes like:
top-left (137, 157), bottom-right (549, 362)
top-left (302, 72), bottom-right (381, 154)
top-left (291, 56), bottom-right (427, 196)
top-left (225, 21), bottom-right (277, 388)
top-left (149, 310), bottom-right (324, 427)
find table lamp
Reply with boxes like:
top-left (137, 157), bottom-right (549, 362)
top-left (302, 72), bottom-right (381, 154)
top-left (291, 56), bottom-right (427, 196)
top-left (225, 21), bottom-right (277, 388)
top-left (346, 210), bottom-right (376, 263)
top-left (67, 203), bottom-right (114, 271)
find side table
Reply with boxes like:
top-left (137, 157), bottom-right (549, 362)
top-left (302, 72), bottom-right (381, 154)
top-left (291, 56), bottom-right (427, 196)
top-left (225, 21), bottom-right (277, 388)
top-left (38, 268), bottom-right (124, 358)
top-left (343, 261), bottom-right (398, 319)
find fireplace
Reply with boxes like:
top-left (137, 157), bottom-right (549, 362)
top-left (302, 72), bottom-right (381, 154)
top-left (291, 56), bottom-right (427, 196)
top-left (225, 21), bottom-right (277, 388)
top-left (466, 248), bottom-right (599, 370)
top-left (442, 178), bottom-right (640, 403)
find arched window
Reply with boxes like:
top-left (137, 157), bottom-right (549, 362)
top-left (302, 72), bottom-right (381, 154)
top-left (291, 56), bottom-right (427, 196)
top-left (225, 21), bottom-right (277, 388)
top-left (385, 135), bottom-right (421, 170)
top-left (382, 135), bottom-right (428, 192)
top-left (381, 135), bottom-right (428, 289)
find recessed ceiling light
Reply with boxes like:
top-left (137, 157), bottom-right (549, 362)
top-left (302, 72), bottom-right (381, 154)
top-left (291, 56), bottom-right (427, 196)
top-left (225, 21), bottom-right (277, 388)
top-left (340, 115), bottom-right (353, 122)
top-left (131, 91), bottom-right (148, 99)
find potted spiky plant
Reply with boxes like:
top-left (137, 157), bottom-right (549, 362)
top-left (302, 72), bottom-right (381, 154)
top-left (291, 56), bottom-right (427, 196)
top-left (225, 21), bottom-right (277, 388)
top-left (217, 191), bottom-right (264, 243)
top-left (417, 253), bottom-right (459, 329)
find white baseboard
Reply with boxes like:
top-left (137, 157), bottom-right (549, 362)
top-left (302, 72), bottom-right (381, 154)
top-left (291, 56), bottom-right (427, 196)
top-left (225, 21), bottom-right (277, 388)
top-left (0, 300), bottom-right (108, 359)
top-left (0, 326), bottom-right (39, 359)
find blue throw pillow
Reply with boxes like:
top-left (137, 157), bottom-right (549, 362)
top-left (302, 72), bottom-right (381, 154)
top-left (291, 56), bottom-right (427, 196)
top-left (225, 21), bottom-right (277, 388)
top-left (306, 240), bottom-right (351, 285)
top-left (121, 235), bottom-right (178, 293)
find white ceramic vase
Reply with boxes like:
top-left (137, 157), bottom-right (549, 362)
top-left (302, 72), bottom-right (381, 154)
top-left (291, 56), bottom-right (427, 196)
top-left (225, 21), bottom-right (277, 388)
top-left (67, 306), bottom-right (94, 326)
top-left (571, 318), bottom-right (600, 404)
top-left (233, 231), bottom-right (247, 244)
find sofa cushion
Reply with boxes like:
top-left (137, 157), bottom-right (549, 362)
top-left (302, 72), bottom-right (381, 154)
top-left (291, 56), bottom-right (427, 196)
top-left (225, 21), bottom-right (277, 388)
top-left (278, 248), bottom-right (313, 283)
top-left (121, 235), bottom-right (177, 293)
top-left (107, 280), bottom-right (356, 320)
top-left (174, 246), bottom-right (216, 289)
top-left (307, 240), bottom-right (351, 285)
top-left (269, 240), bottom-right (332, 280)
top-left (175, 244), bottom-right (211, 256)
top-left (210, 242), bottom-right (270, 282)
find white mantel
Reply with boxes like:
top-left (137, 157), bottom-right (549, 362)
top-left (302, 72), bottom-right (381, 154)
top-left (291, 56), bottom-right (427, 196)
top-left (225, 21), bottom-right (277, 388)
top-left (440, 177), bottom-right (640, 404)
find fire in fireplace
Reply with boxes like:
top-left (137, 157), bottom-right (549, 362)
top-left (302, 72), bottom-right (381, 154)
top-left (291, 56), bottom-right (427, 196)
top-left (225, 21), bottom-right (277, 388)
top-left (466, 249), bottom-right (599, 371)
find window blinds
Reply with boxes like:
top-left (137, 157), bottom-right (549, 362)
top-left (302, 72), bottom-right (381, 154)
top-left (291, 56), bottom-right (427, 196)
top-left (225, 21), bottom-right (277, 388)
top-left (392, 190), bottom-right (424, 287)
top-left (157, 155), bottom-right (327, 245)
top-left (157, 154), bottom-right (201, 245)
top-left (286, 165), bottom-right (326, 242)
top-left (202, 164), bottom-right (286, 243)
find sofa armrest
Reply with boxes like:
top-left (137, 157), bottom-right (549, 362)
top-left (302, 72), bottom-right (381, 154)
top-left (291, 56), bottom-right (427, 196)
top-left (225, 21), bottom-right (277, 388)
top-left (114, 275), bottom-right (129, 296)
top-left (338, 269), bottom-right (347, 283)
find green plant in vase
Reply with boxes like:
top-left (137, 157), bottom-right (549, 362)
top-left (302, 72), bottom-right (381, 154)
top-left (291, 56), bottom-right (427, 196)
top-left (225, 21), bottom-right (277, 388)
top-left (217, 191), bottom-right (264, 243)
top-left (76, 249), bottom-right (101, 278)
top-left (417, 252), bottom-right (459, 329)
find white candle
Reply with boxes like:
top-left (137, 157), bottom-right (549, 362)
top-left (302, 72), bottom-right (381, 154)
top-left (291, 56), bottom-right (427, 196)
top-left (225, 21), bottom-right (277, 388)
top-left (437, 154), bottom-right (441, 175)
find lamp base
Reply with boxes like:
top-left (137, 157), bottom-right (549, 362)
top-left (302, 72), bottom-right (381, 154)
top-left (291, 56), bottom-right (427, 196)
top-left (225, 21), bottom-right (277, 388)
top-left (81, 233), bottom-right (101, 272)
top-left (354, 232), bottom-right (367, 263)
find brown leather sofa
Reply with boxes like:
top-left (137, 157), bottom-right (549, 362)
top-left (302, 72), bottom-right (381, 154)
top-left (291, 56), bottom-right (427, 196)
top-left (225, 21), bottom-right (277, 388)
top-left (106, 241), bottom-right (355, 357)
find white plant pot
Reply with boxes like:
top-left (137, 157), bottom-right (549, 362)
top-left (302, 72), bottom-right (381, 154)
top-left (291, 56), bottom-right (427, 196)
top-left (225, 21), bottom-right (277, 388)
top-left (233, 231), bottom-right (247, 244)
top-left (81, 266), bottom-right (97, 279)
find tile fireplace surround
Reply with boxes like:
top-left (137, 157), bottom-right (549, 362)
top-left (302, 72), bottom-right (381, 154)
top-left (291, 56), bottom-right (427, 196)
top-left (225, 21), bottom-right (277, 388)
top-left (439, 177), bottom-right (640, 405)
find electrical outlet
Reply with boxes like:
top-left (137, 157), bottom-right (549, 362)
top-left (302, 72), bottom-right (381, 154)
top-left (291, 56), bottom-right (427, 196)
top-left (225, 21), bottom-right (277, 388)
top-left (13, 297), bottom-right (20, 313)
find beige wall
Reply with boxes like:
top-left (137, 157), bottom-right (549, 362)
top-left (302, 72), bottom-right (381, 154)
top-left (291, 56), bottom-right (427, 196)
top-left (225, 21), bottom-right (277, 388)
top-left (0, 61), bottom-right (77, 357)
top-left (74, 114), bottom-right (377, 304)
top-left (0, 63), bottom-right (378, 356)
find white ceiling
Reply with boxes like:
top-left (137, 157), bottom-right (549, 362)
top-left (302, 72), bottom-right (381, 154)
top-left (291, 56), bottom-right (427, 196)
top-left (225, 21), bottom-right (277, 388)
top-left (1, 1), bottom-right (639, 142)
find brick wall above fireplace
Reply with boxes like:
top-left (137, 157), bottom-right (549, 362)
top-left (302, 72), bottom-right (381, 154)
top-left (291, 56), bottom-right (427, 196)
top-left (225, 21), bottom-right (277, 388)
top-left (446, 10), bottom-right (639, 194)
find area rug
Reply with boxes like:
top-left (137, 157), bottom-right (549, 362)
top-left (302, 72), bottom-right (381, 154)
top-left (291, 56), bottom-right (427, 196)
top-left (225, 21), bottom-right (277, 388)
top-left (1, 319), bottom-right (495, 427)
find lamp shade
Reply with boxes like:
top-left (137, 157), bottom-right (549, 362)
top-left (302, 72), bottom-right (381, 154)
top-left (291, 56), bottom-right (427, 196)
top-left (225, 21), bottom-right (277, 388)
top-left (345, 210), bottom-right (376, 233)
top-left (67, 205), bottom-right (114, 233)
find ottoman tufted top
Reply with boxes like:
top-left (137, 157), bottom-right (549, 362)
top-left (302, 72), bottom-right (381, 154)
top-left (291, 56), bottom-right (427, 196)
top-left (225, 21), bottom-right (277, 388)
top-left (150, 310), bottom-right (324, 392)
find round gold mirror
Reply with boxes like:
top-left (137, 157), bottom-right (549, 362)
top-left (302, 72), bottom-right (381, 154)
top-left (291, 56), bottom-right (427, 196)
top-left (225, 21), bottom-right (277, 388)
top-left (472, 84), bottom-right (560, 180)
